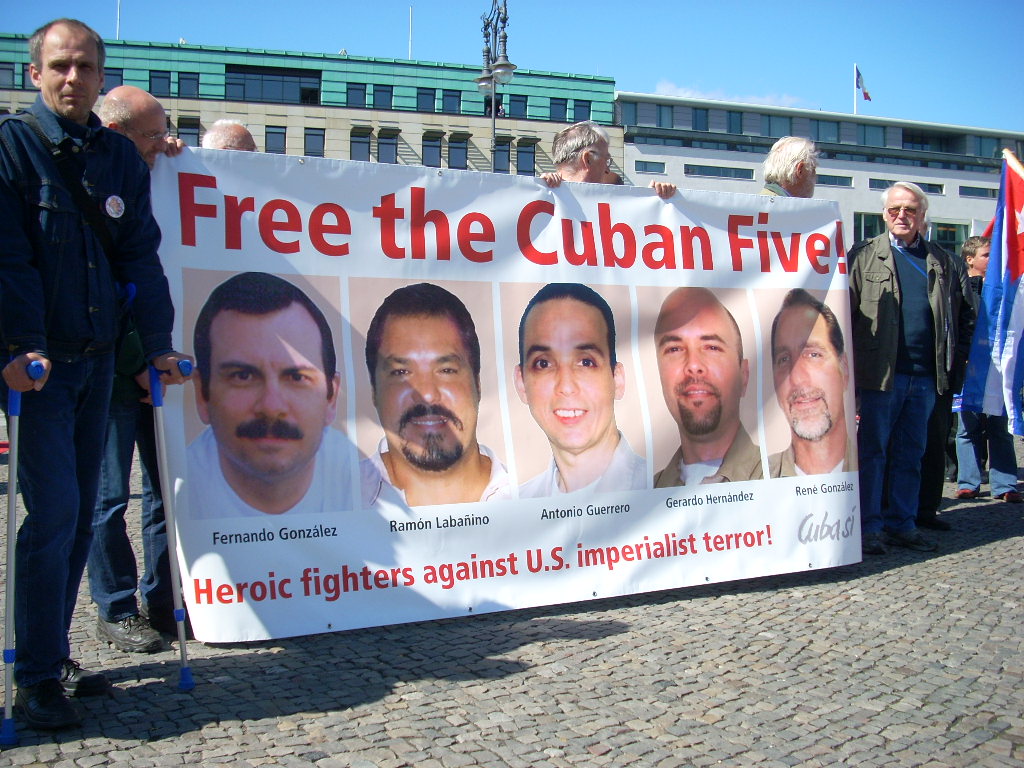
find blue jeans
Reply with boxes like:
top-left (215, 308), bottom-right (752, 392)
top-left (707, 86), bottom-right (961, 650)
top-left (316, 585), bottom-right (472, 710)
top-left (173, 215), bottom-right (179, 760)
top-left (1, 354), bottom-right (114, 686)
top-left (858, 374), bottom-right (936, 535)
top-left (956, 410), bottom-right (1020, 496)
top-left (87, 397), bottom-right (171, 622)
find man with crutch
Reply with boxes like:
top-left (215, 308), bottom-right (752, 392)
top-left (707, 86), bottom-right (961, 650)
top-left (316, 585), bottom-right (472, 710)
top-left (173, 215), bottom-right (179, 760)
top-left (0, 18), bottom-right (191, 730)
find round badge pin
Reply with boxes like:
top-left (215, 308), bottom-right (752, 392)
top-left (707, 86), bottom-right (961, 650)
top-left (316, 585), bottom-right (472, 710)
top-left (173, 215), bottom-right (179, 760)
top-left (105, 195), bottom-right (125, 219)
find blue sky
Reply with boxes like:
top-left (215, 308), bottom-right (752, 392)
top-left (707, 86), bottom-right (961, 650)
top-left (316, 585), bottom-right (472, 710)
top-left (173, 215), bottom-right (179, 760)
top-left (7, 0), bottom-right (1022, 132)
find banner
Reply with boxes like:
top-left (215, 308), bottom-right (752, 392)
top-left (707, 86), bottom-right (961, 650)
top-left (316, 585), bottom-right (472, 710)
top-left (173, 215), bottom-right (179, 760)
top-left (151, 150), bottom-right (860, 642)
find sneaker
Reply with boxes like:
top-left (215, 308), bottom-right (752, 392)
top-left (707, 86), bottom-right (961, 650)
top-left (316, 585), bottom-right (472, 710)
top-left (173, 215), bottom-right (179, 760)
top-left (97, 614), bottom-right (164, 654)
top-left (862, 531), bottom-right (887, 555)
top-left (955, 488), bottom-right (979, 500)
top-left (884, 528), bottom-right (938, 552)
top-left (996, 491), bottom-right (1023, 503)
top-left (15, 678), bottom-right (81, 730)
top-left (59, 659), bottom-right (110, 697)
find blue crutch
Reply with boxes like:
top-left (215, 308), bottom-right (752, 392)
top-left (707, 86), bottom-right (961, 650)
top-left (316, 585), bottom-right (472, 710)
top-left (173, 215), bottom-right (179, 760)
top-left (2, 359), bottom-right (46, 746)
top-left (148, 360), bottom-right (196, 692)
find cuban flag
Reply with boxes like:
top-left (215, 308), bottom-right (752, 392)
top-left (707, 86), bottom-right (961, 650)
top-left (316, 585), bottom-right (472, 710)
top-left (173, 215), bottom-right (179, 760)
top-left (960, 149), bottom-right (1024, 435)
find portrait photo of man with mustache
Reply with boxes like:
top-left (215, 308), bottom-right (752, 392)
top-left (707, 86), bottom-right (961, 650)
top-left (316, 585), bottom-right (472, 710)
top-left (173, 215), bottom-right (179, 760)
top-left (652, 287), bottom-right (763, 487)
top-left (360, 282), bottom-right (511, 508)
top-left (188, 272), bottom-right (353, 517)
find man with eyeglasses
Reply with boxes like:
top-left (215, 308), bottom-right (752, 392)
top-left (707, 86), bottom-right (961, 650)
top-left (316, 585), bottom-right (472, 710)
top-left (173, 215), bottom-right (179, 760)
top-left (99, 85), bottom-right (184, 168)
top-left (848, 182), bottom-right (974, 555)
top-left (541, 120), bottom-right (676, 199)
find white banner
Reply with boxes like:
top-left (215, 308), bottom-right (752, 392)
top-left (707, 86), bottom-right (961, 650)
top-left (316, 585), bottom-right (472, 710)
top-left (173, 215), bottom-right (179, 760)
top-left (151, 150), bottom-right (859, 642)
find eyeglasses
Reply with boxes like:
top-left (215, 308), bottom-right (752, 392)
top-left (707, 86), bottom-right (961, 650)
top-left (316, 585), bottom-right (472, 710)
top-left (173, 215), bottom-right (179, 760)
top-left (129, 128), bottom-right (170, 142)
top-left (886, 205), bottom-right (918, 218)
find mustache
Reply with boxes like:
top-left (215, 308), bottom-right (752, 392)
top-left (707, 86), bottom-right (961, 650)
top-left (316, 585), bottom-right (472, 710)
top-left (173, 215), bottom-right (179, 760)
top-left (399, 403), bottom-right (464, 433)
top-left (787, 387), bottom-right (826, 407)
top-left (673, 377), bottom-right (721, 400)
top-left (235, 417), bottom-right (304, 440)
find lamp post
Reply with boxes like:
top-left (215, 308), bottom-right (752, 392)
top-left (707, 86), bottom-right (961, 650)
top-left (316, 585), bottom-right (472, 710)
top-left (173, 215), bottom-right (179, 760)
top-left (474, 0), bottom-right (516, 173)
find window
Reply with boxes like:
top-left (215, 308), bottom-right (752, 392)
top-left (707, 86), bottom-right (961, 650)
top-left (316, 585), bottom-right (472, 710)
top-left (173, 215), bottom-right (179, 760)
top-left (516, 143), bottom-right (535, 175)
top-left (416, 88), bottom-right (435, 112)
top-left (373, 85), bottom-right (393, 110)
top-left (620, 102), bottom-right (637, 126)
top-left (483, 94), bottom-right (502, 117)
top-left (960, 186), bottom-right (998, 199)
top-left (971, 136), bottom-right (999, 158)
top-left (442, 89), bottom-right (461, 113)
top-left (635, 160), bottom-right (666, 173)
top-left (858, 124), bottom-right (886, 147)
top-left (816, 174), bottom-right (853, 188)
top-left (102, 68), bottom-right (123, 93)
top-left (493, 140), bottom-right (511, 174)
top-left (448, 136), bottom-right (468, 169)
top-left (304, 127), bottom-right (325, 157)
top-left (150, 71), bottom-right (171, 97)
top-left (854, 212), bottom-right (885, 241)
top-left (265, 126), bottom-right (286, 154)
top-left (932, 222), bottom-right (968, 255)
top-left (21, 63), bottom-right (31, 90)
top-left (378, 134), bottom-right (398, 164)
top-left (657, 105), bottom-right (673, 129)
top-left (870, 178), bottom-right (943, 195)
top-left (423, 136), bottom-right (441, 167)
top-left (727, 111), bottom-right (743, 134)
top-left (177, 117), bottom-right (200, 147)
top-left (573, 100), bottom-right (591, 122)
top-left (692, 108), bottom-right (709, 132)
top-left (347, 83), bottom-right (366, 108)
top-left (550, 97), bottom-right (567, 122)
top-left (684, 164), bottom-right (754, 180)
top-left (508, 94), bottom-right (527, 118)
top-left (350, 132), bottom-right (370, 161)
top-left (810, 119), bottom-right (839, 144)
top-left (225, 65), bottom-right (320, 105)
top-left (178, 72), bottom-right (199, 98)
top-left (0, 63), bottom-right (12, 89)
top-left (760, 114), bottom-right (791, 138)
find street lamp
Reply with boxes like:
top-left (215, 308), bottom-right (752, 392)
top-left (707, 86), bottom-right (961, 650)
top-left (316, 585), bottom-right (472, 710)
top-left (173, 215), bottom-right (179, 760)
top-left (474, 0), bottom-right (516, 173)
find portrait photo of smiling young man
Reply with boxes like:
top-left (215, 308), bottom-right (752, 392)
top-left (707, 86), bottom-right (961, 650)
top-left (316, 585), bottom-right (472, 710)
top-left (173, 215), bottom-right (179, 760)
top-left (187, 271), bottom-right (353, 518)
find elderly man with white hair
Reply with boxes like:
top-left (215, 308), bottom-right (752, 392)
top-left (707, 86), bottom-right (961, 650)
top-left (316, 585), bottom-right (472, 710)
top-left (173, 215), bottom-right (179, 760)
top-left (760, 136), bottom-right (819, 198)
top-left (202, 118), bottom-right (257, 151)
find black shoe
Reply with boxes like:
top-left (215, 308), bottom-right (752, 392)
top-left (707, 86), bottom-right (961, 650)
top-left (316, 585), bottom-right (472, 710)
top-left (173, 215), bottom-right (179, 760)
top-left (60, 659), bottom-right (110, 697)
top-left (97, 614), bottom-right (164, 653)
top-left (16, 678), bottom-right (81, 730)
top-left (884, 529), bottom-right (938, 552)
top-left (143, 603), bottom-right (193, 640)
top-left (862, 531), bottom-right (887, 555)
top-left (917, 515), bottom-right (951, 531)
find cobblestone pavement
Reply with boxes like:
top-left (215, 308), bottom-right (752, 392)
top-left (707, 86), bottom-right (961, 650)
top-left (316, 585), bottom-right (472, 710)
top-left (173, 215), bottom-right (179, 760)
top-left (0, 437), bottom-right (1020, 768)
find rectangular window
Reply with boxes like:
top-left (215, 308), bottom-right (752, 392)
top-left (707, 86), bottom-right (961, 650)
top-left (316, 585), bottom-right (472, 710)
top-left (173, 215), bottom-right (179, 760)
top-left (727, 111), bottom-right (743, 134)
top-left (442, 89), bottom-right (461, 113)
top-left (810, 119), bottom-right (839, 144)
top-left (448, 136), bottom-right (468, 169)
top-left (657, 104), bottom-right (673, 129)
top-left (932, 222), bottom-right (968, 255)
top-left (972, 136), bottom-right (999, 158)
top-left (816, 174), bottom-right (853, 187)
top-left (550, 97), bottom-right (567, 122)
top-left (858, 124), bottom-right (886, 147)
top-left (177, 117), bottom-right (200, 147)
top-left (516, 143), bottom-right (535, 176)
top-left (178, 72), bottom-right (199, 98)
top-left (854, 212), bottom-right (885, 241)
top-left (493, 140), bottom-right (511, 173)
top-left (225, 65), bottom-right (321, 105)
top-left (150, 71), bottom-right (171, 97)
top-left (350, 132), bottom-right (370, 162)
top-left (304, 127), bottom-right (325, 157)
top-left (422, 136), bottom-right (441, 167)
top-left (0, 63), bottom-right (12, 89)
top-left (684, 164), bottom-right (754, 180)
top-left (378, 134), bottom-right (398, 164)
top-left (21, 63), bottom-right (31, 90)
top-left (347, 83), bottom-right (366, 108)
top-left (573, 100), bottom-right (591, 123)
top-left (373, 85), bottom-right (393, 110)
top-left (101, 68), bottom-right (123, 93)
top-left (960, 186), bottom-right (999, 198)
top-left (508, 94), bottom-right (527, 118)
top-left (483, 94), bottom-right (502, 117)
top-left (760, 114), bottom-right (791, 137)
top-left (635, 160), bottom-right (666, 173)
top-left (265, 126), bottom-right (286, 154)
top-left (692, 108), bottom-right (709, 132)
top-left (416, 88), bottom-right (435, 112)
top-left (619, 102), bottom-right (637, 126)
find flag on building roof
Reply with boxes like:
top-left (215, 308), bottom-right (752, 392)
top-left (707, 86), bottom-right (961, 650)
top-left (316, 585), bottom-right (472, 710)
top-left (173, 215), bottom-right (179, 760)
top-left (960, 149), bottom-right (1024, 435)
top-left (855, 66), bottom-right (872, 101)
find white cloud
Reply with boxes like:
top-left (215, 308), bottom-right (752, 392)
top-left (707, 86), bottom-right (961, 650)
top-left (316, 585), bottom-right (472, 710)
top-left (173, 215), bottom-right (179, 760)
top-left (653, 80), bottom-right (805, 108)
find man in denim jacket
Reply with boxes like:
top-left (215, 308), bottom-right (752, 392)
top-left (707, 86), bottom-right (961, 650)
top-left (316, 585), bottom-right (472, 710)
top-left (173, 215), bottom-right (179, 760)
top-left (0, 18), bottom-right (191, 730)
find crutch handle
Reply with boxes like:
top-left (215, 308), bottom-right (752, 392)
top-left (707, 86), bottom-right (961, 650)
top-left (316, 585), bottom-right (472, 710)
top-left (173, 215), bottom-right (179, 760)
top-left (7, 360), bottom-right (46, 416)
top-left (148, 360), bottom-right (193, 408)
top-left (25, 361), bottom-right (45, 380)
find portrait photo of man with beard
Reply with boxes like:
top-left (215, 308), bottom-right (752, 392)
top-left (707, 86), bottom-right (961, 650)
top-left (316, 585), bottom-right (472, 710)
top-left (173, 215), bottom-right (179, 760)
top-left (359, 282), bottom-right (511, 508)
top-left (187, 272), bottom-right (353, 518)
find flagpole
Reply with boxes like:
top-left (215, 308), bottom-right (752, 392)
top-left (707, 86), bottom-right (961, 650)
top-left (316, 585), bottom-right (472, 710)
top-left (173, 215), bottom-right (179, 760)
top-left (853, 63), bottom-right (858, 115)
